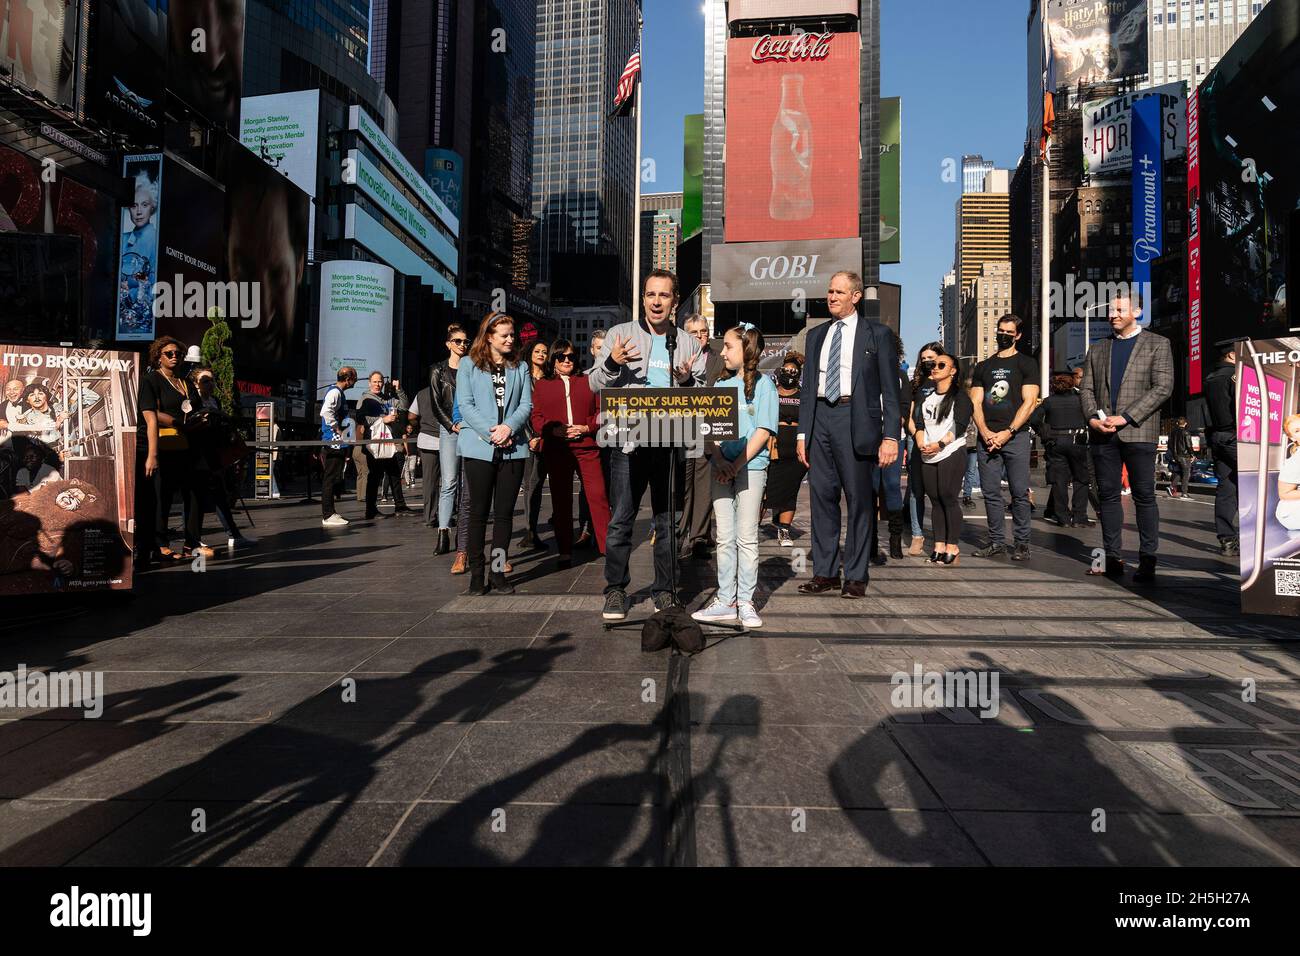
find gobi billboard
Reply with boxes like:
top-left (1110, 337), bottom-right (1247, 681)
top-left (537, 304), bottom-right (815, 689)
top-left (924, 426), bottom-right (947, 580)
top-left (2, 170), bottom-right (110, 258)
top-left (1044, 0), bottom-right (1148, 89)
top-left (724, 33), bottom-right (859, 244)
top-left (710, 237), bottom-right (862, 302)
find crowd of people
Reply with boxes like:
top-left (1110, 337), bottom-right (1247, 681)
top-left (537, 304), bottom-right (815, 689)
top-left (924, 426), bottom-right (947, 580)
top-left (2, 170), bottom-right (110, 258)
top-left (133, 266), bottom-right (1250, 619)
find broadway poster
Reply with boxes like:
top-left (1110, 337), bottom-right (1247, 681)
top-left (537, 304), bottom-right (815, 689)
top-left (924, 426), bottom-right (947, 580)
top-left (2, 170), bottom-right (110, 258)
top-left (1236, 338), bottom-right (1300, 617)
top-left (0, 345), bottom-right (138, 594)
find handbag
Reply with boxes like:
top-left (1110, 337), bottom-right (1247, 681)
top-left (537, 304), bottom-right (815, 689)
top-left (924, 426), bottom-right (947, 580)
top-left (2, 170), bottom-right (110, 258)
top-left (370, 419), bottom-right (397, 459)
top-left (156, 426), bottom-right (189, 452)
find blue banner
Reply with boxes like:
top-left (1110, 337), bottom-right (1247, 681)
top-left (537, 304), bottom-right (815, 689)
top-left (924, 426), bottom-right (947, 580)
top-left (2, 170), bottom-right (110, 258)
top-left (1131, 95), bottom-right (1163, 324)
top-left (424, 148), bottom-right (463, 221)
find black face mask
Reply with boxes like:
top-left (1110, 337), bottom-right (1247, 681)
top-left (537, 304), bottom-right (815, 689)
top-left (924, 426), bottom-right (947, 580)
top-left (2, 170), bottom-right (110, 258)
top-left (996, 332), bottom-right (1016, 351)
top-left (777, 370), bottom-right (800, 389)
top-left (918, 359), bottom-right (936, 377)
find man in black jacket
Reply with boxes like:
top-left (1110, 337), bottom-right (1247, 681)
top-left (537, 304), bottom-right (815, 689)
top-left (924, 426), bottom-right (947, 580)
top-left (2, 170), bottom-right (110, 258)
top-left (1202, 340), bottom-right (1240, 555)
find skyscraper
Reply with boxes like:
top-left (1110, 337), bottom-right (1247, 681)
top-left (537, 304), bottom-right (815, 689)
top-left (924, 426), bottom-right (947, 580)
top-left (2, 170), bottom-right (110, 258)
top-left (640, 191), bottom-right (683, 278)
top-left (940, 271), bottom-right (960, 355)
top-left (378, 1), bottom-right (541, 322)
top-left (244, 0), bottom-right (396, 133)
top-left (955, 183), bottom-right (1010, 299)
top-left (533, 0), bottom-right (640, 309)
top-left (962, 155), bottom-right (996, 194)
top-left (1149, 0), bottom-right (1269, 86)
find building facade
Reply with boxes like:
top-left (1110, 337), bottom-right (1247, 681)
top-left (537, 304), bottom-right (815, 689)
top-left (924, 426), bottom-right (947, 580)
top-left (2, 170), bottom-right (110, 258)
top-left (1149, 0), bottom-right (1269, 86)
top-left (962, 154), bottom-right (997, 194)
top-left (940, 270), bottom-right (960, 355)
top-left (639, 191), bottom-right (683, 277)
top-left (961, 261), bottom-right (1013, 363)
top-left (703, 0), bottom-right (881, 336)
top-left (376, 0), bottom-right (539, 327)
top-left (955, 189), bottom-right (1011, 300)
top-left (532, 0), bottom-right (639, 310)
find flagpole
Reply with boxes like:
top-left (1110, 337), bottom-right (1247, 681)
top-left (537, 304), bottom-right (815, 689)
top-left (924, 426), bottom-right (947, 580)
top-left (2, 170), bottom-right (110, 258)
top-left (631, 14), bottom-right (644, 321)
top-left (1041, 141), bottom-right (1051, 389)
top-left (1039, 19), bottom-right (1052, 390)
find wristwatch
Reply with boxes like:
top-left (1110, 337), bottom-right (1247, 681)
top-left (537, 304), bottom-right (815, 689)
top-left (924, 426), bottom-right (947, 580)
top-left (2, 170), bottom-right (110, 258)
top-left (1007, 426), bottom-right (1018, 438)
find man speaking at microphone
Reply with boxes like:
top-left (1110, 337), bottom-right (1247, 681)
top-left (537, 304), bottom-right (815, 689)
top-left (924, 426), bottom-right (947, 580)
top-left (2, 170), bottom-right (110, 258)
top-left (589, 269), bottom-right (707, 622)
top-left (796, 271), bottom-right (901, 598)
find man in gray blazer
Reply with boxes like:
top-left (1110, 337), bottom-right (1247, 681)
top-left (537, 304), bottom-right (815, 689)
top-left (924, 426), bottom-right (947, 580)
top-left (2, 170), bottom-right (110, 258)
top-left (1079, 296), bottom-right (1174, 583)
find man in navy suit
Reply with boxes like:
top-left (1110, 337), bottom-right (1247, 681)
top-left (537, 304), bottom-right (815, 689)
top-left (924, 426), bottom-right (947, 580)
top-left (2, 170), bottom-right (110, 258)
top-left (795, 271), bottom-right (901, 598)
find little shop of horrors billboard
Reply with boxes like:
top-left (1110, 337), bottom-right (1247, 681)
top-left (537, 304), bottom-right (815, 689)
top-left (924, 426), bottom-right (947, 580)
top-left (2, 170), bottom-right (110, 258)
top-left (0, 345), bottom-right (137, 595)
top-left (1237, 339), bottom-right (1300, 618)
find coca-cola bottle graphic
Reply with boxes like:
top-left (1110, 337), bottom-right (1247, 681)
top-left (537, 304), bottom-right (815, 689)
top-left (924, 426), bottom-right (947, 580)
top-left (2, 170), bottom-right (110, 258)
top-left (769, 74), bottom-right (814, 221)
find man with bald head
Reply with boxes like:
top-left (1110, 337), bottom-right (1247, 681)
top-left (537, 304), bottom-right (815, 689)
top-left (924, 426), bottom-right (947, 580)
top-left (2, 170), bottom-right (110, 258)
top-left (795, 271), bottom-right (900, 598)
top-left (1079, 295), bottom-right (1173, 583)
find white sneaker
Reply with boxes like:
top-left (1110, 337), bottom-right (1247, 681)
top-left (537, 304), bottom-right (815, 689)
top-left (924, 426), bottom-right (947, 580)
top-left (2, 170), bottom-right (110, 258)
top-left (692, 599), bottom-right (737, 623)
top-left (1121, 488), bottom-right (1132, 496)
top-left (737, 602), bottom-right (763, 628)
top-left (778, 527), bottom-right (793, 547)
top-left (322, 514), bottom-right (349, 527)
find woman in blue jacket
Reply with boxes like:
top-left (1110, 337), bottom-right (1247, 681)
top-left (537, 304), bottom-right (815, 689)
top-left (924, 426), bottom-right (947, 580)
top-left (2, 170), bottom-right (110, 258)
top-left (455, 312), bottom-right (533, 594)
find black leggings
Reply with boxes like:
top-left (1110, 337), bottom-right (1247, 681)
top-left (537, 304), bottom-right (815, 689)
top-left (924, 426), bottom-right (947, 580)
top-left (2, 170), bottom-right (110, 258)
top-left (921, 451), bottom-right (966, 547)
top-left (464, 457), bottom-right (526, 575)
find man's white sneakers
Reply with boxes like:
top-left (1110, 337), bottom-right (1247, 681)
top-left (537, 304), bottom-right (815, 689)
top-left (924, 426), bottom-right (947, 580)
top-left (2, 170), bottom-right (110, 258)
top-left (322, 514), bottom-right (350, 527)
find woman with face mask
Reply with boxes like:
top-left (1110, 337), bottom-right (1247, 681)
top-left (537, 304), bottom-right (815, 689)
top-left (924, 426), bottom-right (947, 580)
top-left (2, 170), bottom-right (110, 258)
top-left (764, 353), bottom-right (808, 548)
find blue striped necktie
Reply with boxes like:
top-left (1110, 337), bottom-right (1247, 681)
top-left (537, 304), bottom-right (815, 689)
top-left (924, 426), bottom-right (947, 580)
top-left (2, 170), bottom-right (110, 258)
top-left (826, 321), bottom-right (844, 403)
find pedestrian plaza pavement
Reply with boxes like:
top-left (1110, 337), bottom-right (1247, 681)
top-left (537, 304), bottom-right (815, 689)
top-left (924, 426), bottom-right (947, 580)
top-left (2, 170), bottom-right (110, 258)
top-left (1, 479), bottom-right (1298, 867)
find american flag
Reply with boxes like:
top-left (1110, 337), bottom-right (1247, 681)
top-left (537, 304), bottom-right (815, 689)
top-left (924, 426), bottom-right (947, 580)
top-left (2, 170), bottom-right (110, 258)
top-left (611, 41), bottom-right (641, 118)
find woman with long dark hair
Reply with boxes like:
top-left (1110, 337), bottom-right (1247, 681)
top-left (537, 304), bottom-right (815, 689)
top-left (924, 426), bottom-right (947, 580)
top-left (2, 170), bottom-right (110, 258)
top-left (764, 351), bottom-right (806, 547)
top-left (905, 341), bottom-right (943, 556)
top-left (530, 338), bottom-right (609, 567)
top-left (910, 348), bottom-right (972, 565)
top-left (455, 312), bottom-right (533, 595)
top-left (135, 336), bottom-right (207, 566)
top-left (519, 340), bottom-right (550, 550)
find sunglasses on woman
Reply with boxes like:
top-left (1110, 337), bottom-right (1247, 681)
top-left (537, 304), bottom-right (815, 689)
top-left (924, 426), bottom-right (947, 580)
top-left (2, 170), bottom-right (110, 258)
top-left (161, 349), bottom-right (180, 358)
top-left (451, 338), bottom-right (468, 346)
top-left (933, 361), bottom-right (952, 370)
top-left (555, 353), bottom-right (576, 362)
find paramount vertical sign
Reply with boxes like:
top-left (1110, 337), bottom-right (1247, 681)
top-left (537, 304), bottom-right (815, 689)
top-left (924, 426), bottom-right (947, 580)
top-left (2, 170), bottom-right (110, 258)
top-left (1131, 95), bottom-right (1163, 324)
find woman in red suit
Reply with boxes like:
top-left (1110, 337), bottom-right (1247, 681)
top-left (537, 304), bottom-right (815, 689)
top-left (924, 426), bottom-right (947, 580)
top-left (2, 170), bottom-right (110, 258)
top-left (530, 339), bottom-right (610, 567)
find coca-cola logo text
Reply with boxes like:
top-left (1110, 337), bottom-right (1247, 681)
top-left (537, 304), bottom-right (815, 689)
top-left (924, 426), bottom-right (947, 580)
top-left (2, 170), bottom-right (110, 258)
top-left (751, 33), bottom-right (833, 64)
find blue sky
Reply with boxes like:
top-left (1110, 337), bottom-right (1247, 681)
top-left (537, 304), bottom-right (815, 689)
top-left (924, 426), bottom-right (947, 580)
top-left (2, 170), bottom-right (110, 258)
top-left (642, 0), bottom-right (1031, 355)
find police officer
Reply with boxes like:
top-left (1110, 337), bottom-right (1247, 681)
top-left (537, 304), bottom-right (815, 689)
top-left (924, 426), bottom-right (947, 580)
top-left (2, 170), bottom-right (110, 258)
top-left (1202, 339), bottom-right (1241, 556)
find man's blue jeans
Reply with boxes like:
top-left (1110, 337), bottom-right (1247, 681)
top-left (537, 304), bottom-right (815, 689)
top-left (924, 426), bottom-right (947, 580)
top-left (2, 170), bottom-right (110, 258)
top-left (977, 431), bottom-right (1032, 546)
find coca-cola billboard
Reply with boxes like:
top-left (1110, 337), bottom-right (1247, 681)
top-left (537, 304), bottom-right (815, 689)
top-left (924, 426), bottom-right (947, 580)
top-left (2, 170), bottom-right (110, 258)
top-left (724, 34), bottom-right (859, 244)
top-left (751, 33), bottom-right (832, 63)
top-left (728, 0), bottom-right (859, 23)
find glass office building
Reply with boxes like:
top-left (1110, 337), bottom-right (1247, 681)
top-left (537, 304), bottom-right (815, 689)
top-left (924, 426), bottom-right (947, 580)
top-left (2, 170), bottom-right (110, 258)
top-left (532, 0), bottom-right (640, 308)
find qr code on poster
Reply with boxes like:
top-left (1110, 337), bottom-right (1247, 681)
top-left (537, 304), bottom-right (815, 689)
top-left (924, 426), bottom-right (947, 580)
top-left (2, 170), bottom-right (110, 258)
top-left (1277, 570), bottom-right (1300, 597)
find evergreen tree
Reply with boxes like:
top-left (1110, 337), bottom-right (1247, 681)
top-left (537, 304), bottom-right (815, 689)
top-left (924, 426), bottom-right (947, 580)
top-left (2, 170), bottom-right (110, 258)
top-left (202, 306), bottom-right (236, 416)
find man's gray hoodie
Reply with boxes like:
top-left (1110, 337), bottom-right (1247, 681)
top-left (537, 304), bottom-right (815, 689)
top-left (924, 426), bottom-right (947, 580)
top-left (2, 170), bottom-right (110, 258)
top-left (586, 317), bottom-right (708, 391)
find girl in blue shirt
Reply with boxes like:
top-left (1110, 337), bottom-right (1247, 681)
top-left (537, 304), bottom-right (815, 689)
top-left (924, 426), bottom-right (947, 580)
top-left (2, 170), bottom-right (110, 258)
top-left (693, 324), bottom-right (777, 629)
